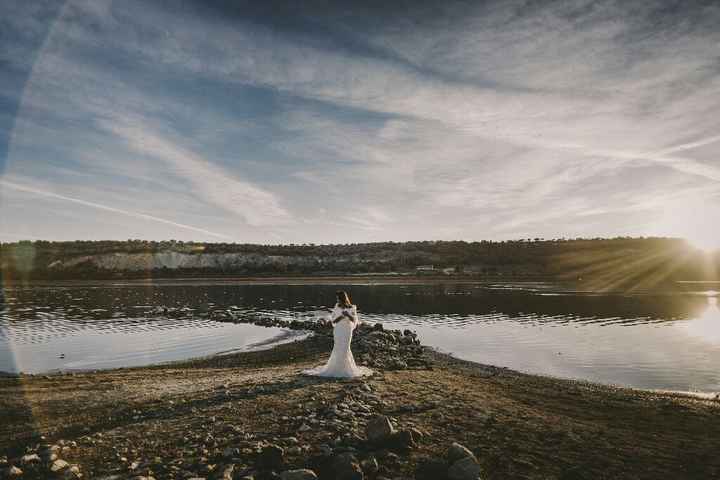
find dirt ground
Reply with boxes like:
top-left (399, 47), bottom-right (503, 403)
top-left (1, 334), bottom-right (719, 479)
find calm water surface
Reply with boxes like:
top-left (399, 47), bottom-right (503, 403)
top-left (0, 280), bottom-right (718, 393)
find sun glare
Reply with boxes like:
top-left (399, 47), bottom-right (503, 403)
top-left (653, 197), bottom-right (719, 253)
top-left (682, 297), bottom-right (720, 344)
top-left (684, 233), bottom-right (719, 253)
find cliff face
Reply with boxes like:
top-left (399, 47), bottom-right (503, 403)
top-left (50, 252), bottom-right (336, 272)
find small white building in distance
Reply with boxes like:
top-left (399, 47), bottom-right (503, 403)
top-left (416, 265), bottom-right (434, 271)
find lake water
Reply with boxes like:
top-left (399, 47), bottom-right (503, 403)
top-left (1, 280), bottom-right (718, 394)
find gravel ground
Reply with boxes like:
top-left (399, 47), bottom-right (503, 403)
top-left (1, 325), bottom-right (719, 480)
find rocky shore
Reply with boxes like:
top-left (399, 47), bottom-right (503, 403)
top-left (1, 319), bottom-right (720, 480)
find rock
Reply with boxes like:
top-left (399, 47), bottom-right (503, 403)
top-left (222, 447), bottom-right (240, 458)
top-left (360, 457), bottom-right (379, 476)
top-left (447, 456), bottom-right (483, 480)
top-left (258, 444), bottom-right (284, 469)
top-left (409, 428), bottom-right (424, 443)
top-left (387, 430), bottom-right (416, 450)
top-left (366, 415), bottom-right (394, 442)
top-left (389, 359), bottom-right (408, 370)
top-left (50, 459), bottom-right (71, 473)
top-left (330, 453), bottom-right (363, 480)
top-left (62, 465), bottom-right (82, 479)
top-left (40, 451), bottom-right (59, 463)
top-left (447, 442), bottom-right (477, 464)
top-left (279, 469), bottom-right (318, 480)
top-left (210, 463), bottom-right (234, 480)
top-left (6, 466), bottom-right (23, 477)
top-left (20, 454), bottom-right (41, 465)
top-left (39, 444), bottom-right (61, 458)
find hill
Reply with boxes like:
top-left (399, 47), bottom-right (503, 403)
top-left (1, 237), bottom-right (717, 290)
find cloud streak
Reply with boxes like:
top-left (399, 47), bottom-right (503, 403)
top-left (98, 117), bottom-right (293, 228)
top-left (0, 179), bottom-right (231, 239)
top-left (1, 0), bottom-right (719, 243)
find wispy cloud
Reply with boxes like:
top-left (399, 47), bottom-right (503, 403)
top-left (1, 0), bottom-right (719, 243)
top-left (0, 178), bottom-right (230, 239)
top-left (98, 116), bottom-right (293, 228)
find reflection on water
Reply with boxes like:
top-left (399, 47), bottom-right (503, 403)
top-left (0, 320), bottom-right (306, 374)
top-left (0, 281), bottom-right (718, 393)
top-left (681, 296), bottom-right (720, 344)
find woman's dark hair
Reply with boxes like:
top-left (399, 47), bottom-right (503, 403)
top-left (336, 290), bottom-right (352, 307)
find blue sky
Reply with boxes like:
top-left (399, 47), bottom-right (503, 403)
top-left (1, 0), bottom-right (719, 246)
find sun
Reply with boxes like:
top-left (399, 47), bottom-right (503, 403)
top-left (651, 196), bottom-right (719, 253)
top-left (683, 232), bottom-right (719, 253)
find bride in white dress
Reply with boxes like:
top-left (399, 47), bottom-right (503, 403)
top-left (302, 290), bottom-right (373, 378)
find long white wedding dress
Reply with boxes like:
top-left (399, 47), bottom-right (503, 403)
top-left (302, 304), bottom-right (373, 378)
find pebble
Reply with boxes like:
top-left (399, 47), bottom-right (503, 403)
top-left (279, 469), bottom-right (318, 480)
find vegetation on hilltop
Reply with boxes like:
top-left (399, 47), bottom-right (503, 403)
top-left (0, 237), bottom-right (717, 290)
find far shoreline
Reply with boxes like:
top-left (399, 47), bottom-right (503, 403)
top-left (4, 274), bottom-right (555, 286)
top-left (5, 274), bottom-right (706, 294)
